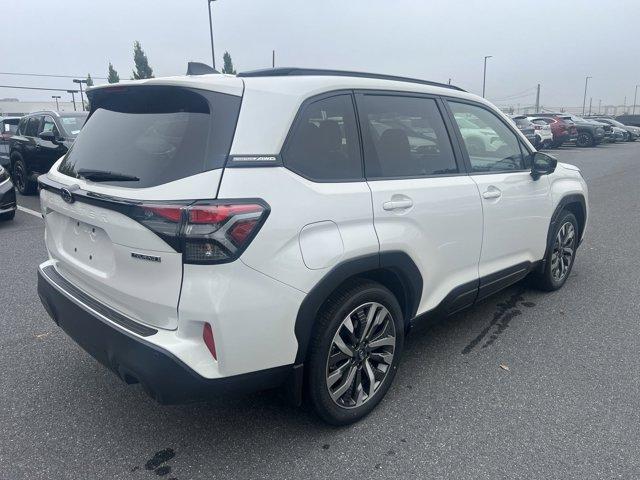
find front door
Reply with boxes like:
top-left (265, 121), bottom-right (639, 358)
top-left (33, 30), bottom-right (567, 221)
top-left (446, 100), bottom-right (554, 293)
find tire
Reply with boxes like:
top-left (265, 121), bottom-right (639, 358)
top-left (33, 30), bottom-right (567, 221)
top-left (12, 156), bottom-right (36, 195)
top-left (576, 132), bottom-right (594, 147)
top-left (531, 211), bottom-right (578, 292)
top-left (306, 279), bottom-right (404, 425)
top-left (0, 210), bottom-right (15, 221)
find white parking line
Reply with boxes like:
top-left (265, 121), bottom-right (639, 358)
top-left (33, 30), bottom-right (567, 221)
top-left (17, 205), bottom-right (42, 218)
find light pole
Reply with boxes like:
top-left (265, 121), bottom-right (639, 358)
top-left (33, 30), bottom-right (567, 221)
top-left (52, 95), bottom-right (61, 111)
top-left (73, 79), bottom-right (88, 110)
top-left (482, 55), bottom-right (492, 98)
top-left (633, 85), bottom-right (639, 115)
top-left (582, 76), bottom-right (591, 116)
top-left (207, 0), bottom-right (217, 70)
top-left (66, 90), bottom-right (78, 111)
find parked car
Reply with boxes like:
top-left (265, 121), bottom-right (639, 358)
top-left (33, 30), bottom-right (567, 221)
top-left (37, 68), bottom-right (588, 425)
top-left (615, 114), bottom-right (640, 127)
top-left (0, 117), bottom-right (20, 168)
top-left (511, 116), bottom-right (537, 145)
top-left (589, 117), bottom-right (639, 141)
top-left (534, 114), bottom-right (604, 147)
top-left (528, 116), bottom-right (577, 148)
top-left (522, 117), bottom-right (554, 148)
top-left (9, 111), bottom-right (87, 194)
top-left (0, 165), bottom-right (16, 221)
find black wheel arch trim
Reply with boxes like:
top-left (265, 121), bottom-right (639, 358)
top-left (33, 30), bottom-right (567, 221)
top-left (293, 250), bottom-right (422, 364)
top-left (539, 194), bottom-right (586, 272)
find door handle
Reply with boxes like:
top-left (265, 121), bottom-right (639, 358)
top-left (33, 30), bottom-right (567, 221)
top-left (383, 199), bottom-right (413, 211)
top-left (482, 187), bottom-right (502, 199)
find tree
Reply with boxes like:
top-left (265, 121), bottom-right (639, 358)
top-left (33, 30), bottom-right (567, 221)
top-left (85, 73), bottom-right (94, 87)
top-left (132, 41), bottom-right (154, 80)
top-left (107, 63), bottom-right (120, 83)
top-left (221, 51), bottom-right (236, 75)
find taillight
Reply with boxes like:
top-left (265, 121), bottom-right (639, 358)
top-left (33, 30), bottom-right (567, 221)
top-left (132, 200), bottom-right (269, 264)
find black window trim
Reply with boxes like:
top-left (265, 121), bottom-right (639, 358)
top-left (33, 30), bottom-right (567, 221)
top-left (353, 89), bottom-right (467, 182)
top-left (279, 89), bottom-right (366, 184)
top-left (441, 97), bottom-right (534, 176)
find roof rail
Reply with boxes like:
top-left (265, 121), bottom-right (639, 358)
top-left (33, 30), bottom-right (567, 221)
top-left (237, 68), bottom-right (466, 92)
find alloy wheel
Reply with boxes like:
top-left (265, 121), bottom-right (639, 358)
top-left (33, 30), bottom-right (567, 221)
top-left (325, 302), bottom-right (396, 409)
top-left (551, 221), bottom-right (575, 281)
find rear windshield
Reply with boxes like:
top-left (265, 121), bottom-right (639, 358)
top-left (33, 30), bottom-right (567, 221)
top-left (58, 86), bottom-right (241, 188)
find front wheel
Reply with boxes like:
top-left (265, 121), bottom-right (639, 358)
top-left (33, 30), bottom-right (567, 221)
top-left (306, 279), bottom-right (404, 425)
top-left (12, 157), bottom-right (36, 195)
top-left (531, 211), bottom-right (578, 291)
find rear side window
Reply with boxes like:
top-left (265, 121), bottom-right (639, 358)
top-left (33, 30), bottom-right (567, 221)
top-left (357, 94), bottom-right (458, 178)
top-left (283, 94), bottom-right (362, 181)
top-left (58, 86), bottom-right (241, 188)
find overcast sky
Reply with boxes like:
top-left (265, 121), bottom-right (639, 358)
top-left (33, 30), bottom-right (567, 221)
top-left (2, 0), bottom-right (640, 109)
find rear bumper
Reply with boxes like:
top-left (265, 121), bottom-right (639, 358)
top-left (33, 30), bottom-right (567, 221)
top-left (37, 264), bottom-right (293, 404)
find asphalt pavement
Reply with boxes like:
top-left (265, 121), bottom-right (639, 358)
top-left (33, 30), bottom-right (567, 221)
top-left (1, 142), bottom-right (639, 479)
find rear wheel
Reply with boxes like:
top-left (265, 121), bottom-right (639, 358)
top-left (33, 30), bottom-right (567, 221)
top-left (576, 132), bottom-right (594, 147)
top-left (12, 157), bottom-right (36, 195)
top-left (531, 211), bottom-right (578, 291)
top-left (306, 279), bottom-right (404, 425)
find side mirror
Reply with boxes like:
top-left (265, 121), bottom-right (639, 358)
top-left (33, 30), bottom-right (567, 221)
top-left (38, 131), bottom-right (59, 144)
top-left (530, 152), bottom-right (557, 180)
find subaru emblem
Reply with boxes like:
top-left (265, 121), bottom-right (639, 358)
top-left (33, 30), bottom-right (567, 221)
top-left (60, 187), bottom-right (74, 204)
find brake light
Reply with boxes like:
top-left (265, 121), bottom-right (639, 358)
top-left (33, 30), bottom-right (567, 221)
top-left (203, 323), bottom-right (217, 360)
top-left (133, 200), bottom-right (269, 264)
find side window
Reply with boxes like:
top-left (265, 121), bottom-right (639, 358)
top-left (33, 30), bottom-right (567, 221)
top-left (283, 94), bottom-right (362, 181)
top-left (41, 116), bottom-right (59, 136)
top-left (449, 102), bottom-right (525, 173)
top-left (358, 94), bottom-right (458, 178)
top-left (17, 117), bottom-right (28, 135)
top-left (25, 116), bottom-right (42, 137)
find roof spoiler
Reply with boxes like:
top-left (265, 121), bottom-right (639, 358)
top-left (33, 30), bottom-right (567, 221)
top-left (186, 62), bottom-right (219, 76)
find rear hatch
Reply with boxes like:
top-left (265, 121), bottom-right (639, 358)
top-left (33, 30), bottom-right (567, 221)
top-left (40, 81), bottom-right (243, 330)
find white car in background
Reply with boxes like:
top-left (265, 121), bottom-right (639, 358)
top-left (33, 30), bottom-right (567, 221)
top-left (527, 117), bottom-right (554, 149)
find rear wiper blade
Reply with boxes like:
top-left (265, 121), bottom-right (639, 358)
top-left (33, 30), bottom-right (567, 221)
top-left (77, 169), bottom-right (140, 182)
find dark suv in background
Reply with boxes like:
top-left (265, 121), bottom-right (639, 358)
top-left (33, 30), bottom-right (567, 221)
top-left (9, 111), bottom-right (87, 194)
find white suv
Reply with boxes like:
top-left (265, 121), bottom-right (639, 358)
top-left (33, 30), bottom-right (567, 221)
top-left (37, 67), bottom-right (588, 425)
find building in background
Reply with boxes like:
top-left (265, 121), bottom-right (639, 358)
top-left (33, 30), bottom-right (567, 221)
top-left (0, 99), bottom-right (80, 117)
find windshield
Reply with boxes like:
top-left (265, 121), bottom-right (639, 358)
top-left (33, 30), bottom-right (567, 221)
top-left (59, 115), bottom-right (88, 138)
top-left (58, 86), bottom-right (241, 188)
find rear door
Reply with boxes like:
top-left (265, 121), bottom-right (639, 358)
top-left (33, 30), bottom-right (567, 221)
top-left (446, 100), bottom-right (553, 293)
top-left (40, 84), bottom-right (242, 330)
top-left (357, 91), bottom-right (483, 314)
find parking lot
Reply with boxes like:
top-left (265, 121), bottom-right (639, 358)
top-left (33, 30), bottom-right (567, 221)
top-left (1, 142), bottom-right (639, 479)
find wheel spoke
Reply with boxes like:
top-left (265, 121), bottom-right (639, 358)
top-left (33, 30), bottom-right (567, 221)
top-left (333, 333), bottom-right (354, 358)
top-left (363, 359), bottom-right (376, 397)
top-left (368, 335), bottom-right (395, 350)
top-left (327, 361), bottom-right (350, 388)
top-left (370, 351), bottom-right (393, 365)
top-left (329, 365), bottom-right (357, 401)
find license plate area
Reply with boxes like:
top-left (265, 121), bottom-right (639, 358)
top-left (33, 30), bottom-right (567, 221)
top-left (60, 217), bottom-right (115, 273)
